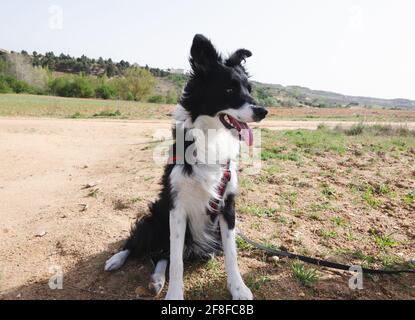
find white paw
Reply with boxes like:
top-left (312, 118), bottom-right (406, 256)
top-left (165, 287), bottom-right (184, 300)
top-left (104, 250), bottom-right (130, 271)
top-left (149, 274), bottom-right (166, 297)
top-left (229, 282), bottom-right (253, 300)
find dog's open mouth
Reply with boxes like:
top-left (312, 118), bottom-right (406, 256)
top-left (219, 114), bottom-right (253, 146)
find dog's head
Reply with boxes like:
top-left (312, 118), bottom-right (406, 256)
top-left (180, 34), bottom-right (268, 146)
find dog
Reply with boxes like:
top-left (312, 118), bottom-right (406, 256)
top-left (105, 34), bottom-right (268, 300)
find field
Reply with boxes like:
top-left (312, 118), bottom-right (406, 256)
top-left (2, 94), bottom-right (415, 122)
top-left (0, 94), bottom-right (414, 300)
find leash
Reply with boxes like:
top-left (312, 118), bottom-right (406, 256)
top-left (237, 232), bottom-right (415, 275)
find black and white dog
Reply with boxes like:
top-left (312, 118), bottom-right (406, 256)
top-left (105, 34), bottom-right (268, 300)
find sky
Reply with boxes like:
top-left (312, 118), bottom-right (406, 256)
top-left (1, 0), bottom-right (415, 100)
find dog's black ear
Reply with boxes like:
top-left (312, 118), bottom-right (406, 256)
top-left (190, 34), bottom-right (221, 71)
top-left (225, 49), bottom-right (252, 67)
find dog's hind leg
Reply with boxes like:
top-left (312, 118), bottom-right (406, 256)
top-left (149, 259), bottom-right (168, 296)
top-left (104, 249), bottom-right (130, 271)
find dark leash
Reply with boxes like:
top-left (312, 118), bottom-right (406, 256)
top-left (237, 232), bottom-right (415, 275)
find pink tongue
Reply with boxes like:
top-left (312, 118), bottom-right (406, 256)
top-left (229, 117), bottom-right (253, 146)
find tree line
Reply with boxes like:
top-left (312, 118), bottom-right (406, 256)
top-left (0, 50), bottom-right (182, 103)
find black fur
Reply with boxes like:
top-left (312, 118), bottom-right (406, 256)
top-left (223, 193), bottom-right (236, 230)
top-left (181, 34), bottom-right (257, 121)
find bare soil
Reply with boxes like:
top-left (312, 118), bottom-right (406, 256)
top-left (0, 118), bottom-right (414, 300)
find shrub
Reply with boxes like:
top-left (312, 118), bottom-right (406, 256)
top-left (148, 94), bottom-right (165, 103)
top-left (0, 74), bottom-right (33, 93)
top-left (70, 76), bottom-right (95, 98)
top-left (165, 90), bottom-right (178, 104)
top-left (95, 84), bottom-right (116, 99)
top-left (123, 67), bottom-right (157, 101)
top-left (49, 75), bottom-right (95, 98)
top-left (0, 76), bottom-right (13, 93)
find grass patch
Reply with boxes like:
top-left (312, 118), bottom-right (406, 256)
top-left (244, 273), bottom-right (271, 291)
top-left (331, 216), bottom-right (348, 228)
top-left (319, 229), bottom-right (338, 239)
top-left (403, 192), bottom-right (415, 206)
top-left (362, 187), bottom-right (383, 209)
top-left (292, 261), bottom-right (318, 286)
top-left (236, 236), bottom-right (252, 251)
top-left (371, 230), bottom-right (399, 250)
top-left (240, 205), bottom-right (277, 218)
top-left (86, 188), bottom-right (99, 198)
top-left (92, 110), bottom-right (121, 118)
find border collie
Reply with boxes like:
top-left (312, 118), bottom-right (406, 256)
top-left (105, 34), bottom-right (268, 300)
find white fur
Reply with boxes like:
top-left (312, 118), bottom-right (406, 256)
top-left (219, 216), bottom-right (253, 300)
top-left (149, 259), bottom-right (168, 296)
top-left (221, 103), bottom-right (256, 122)
top-left (104, 249), bottom-right (130, 271)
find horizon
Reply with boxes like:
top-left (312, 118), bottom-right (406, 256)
top-left (1, 0), bottom-right (415, 100)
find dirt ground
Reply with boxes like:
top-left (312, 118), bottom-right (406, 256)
top-left (0, 117), bottom-right (414, 300)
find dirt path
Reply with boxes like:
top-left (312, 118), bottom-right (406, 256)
top-left (0, 118), bottom-right (414, 300)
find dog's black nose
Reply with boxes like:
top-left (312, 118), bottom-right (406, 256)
top-left (252, 106), bottom-right (268, 121)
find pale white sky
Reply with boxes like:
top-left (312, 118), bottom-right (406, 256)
top-left (1, 0), bottom-right (415, 99)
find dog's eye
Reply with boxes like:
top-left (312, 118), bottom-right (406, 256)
top-left (226, 88), bottom-right (233, 94)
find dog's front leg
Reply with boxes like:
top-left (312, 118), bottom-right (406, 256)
top-left (165, 208), bottom-right (186, 300)
top-left (220, 195), bottom-right (253, 300)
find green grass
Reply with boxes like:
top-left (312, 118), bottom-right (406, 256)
top-left (362, 187), bottom-right (383, 209)
top-left (291, 261), bottom-right (319, 286)
top-left (371, 230), bottom-right (399, 250)
top-left (331, 216), bottom-right (348, 228)
top-left (0, 94), bottom-right (171, 119)
top-left (244, 273), bottom-right (271, 291)
top-left (261, 126), bottom-right (415, 163)
top-left (319, 229), bottom-right (338, 239)
top-left (236, 236), bottom-right (252, 251)
top-left (403, 192), bottom-right (415, 206)
top-left (240, 205), bottom-right (277, 218)
top-left (86, 188), bottom-right (99, 198)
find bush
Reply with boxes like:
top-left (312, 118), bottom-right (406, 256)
top-left (148, 94), bottom-right (165, 103)
top-left (0, 76), bottom-right (13, 93)
top-left (49, 75), bottom-right (95, 98)
top-left (95, 84), bottom-right (116, 99)
top-left (165, 90), bottom-right (178, 104)
top-left (70, 76), bottom-right (95, 98)
top-left (0, 74), bottom-right (33, 93)
top-left (123, 67), bottom-right (157, 101)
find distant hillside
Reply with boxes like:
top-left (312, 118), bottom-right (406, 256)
top-left (254, 82), bottom-right (415, 110)
top-left (1, 49), bottom-right (415, 110)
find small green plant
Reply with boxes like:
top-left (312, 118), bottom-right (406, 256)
top-left (236, 236), bottom-right (251, 251)
top-left (346, 229), bottom-right (354, 241)
top-left (345, 123), bottom-right (365, 136)
top-left (371, 230), bottom-right (399, 250)
top-left (403, 192), bottom-right (415, 206)
top-left (282, 192), bottom-right (298, 206)
top-left (244, 273), bottom-right (271, 291)
top-left (319, 229), bottom-right (338, 239)
top-left (331, 216), bottom-right (348, 228)
top-left (69, 112), bottom-right (82, 119)
top-left (321, 184), bottom-right (337, 198)
top-left (292, 261), bottom-right (318, 286)
top-left (241, 205), bottom-right (277, 217)
top-left (86, 188), bottom-right (100, 198)
top-left (362, 187), bottom-right (382, 208)
top-left (92, 110), bottom-right (121, 117)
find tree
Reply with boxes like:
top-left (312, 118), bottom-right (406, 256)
top-left (123, 67), bottom-right (156, 101)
